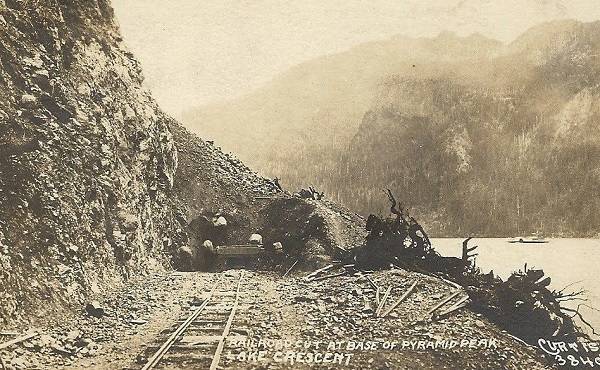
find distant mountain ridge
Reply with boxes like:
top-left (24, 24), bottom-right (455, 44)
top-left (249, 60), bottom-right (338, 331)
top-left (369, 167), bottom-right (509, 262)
top-left (184, 20), bottom-right (600, 236)
top-left (183, 28), bottom-right (502, 157)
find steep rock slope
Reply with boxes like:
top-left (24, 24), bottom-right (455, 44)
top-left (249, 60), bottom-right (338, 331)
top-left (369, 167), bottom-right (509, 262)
top-left (0, 0), bottom-right (182, 323)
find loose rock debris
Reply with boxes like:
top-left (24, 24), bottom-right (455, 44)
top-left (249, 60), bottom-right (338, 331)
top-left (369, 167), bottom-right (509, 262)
top-left (301, 263), bottom-right (468, 323)
top-left (0, 270), bottom-right (554, 369)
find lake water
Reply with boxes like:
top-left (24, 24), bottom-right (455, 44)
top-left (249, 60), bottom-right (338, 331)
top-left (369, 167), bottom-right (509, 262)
top-left (431, 238), bottom-right (600, 338)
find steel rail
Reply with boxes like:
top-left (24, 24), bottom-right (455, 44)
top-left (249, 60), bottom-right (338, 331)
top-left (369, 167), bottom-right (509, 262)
top-left (209, 271), bottom-right (244, 370)
top-left (141, 274), bottom-right (223, 370)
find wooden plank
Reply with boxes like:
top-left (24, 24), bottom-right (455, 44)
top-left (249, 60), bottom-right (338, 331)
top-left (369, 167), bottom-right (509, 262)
top-left (437, 296), bottom-right (470, 317)
top-left (203, 305), bottom-right (234, 311)
top-left (161, 353), bottom-right (214, 361)
top-left (447, 295), bottom-right (470, 311)
top-left (179, 335), bottom-right (222, 345)
top-left (283, 260), bottom-right (299, 278)
top-left (362, 275), bottom-right (381, 305)
top-left (335, 245), bottom-right (349, 254)
top-left (214, 246), bottom-right (264, 256)
top-left (363, 274), bottom-right (379, 290)
top-left (176, 319), bottom-right (226, 325)
top-left (212, 292), bottom-right (237, 297)
top-left (426, 291), bottom-right (461, 316)
top-left (381, 280), bottom-right (419, 318)
top-left (375, 286), bottom-right (392, 317)
top-left (310, 271), bottom-right (346, 282)
top-left (180, 325), bottom-right (223, 331)
top-left (217, 244), bottom-right (262, 248)
top-left (0, 332), bottom-right (38, 350)
top-left (432, 273), bottom-right (462, 289)
top-left (0, 332), bottom-right (20, 336)
top-left (304, 264), bottom-right (334, 281)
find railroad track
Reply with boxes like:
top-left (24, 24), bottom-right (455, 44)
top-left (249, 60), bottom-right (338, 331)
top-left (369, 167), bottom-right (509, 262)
top-left (140, 271), bottom-right (244, 370)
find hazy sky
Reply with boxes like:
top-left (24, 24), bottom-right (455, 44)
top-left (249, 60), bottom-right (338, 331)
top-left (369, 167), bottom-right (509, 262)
top-left (111, 0), bottom-right (600, 117)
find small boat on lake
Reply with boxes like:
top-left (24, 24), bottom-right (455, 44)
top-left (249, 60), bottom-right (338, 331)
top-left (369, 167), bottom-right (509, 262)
top-left (508, 237), bottom-right (548, 244)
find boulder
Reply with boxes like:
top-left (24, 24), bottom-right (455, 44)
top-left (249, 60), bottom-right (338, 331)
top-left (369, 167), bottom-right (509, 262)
top-left (85, 301), bottom-right (105, 317)
top-left (21, 94), bottom-right (37, 107)
top-left (66, 330), bottom-right (81, 341)
top-left (177, 246), bottom-right (193, 259)
top-left (249, 233), bottom-right (263, 245)
top-left (202, 240), bottom-right (215, 252)
top-left (273, 241), bottom-right (283, 252)
top-left (213, 216), bottom-right (227, 227)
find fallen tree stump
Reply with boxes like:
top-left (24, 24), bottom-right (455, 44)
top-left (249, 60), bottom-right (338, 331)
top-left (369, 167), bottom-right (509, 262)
top-left (349, 189), bottom-right (594, 345)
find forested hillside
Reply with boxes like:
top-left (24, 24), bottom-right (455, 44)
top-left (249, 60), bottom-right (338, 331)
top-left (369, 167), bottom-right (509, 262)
top-left (186, 20), bottom-right (600, 236)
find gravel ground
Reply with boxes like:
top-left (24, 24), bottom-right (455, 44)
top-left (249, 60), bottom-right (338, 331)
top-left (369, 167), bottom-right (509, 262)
top-left (0, 267), bottom-right (556, 369)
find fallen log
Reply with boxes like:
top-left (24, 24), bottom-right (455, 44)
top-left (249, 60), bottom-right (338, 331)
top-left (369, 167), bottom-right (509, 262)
top-left (0, 332), bottom-right (19, 336)
top-left (361, 274), bottom-right (381, 305)
top-left (375, 286), bottom-right (392, 317)
top-left (304, 264), bottom-right (335, 281)
top-left (0, 331), bottom-right (38, 350)
top-left (283, 260), bottom-right (299, 278)
top-left (381, 280), bottom-right (419, 318)
top-left (434, 274), bottom-right (463, 290)
top-left (363, 274), bottom-right (379, 290)
top-left (426, 291), bottom-right (461, 317)
top-left (503, 330), bottom-right (537, 349)
top-left (335, 245), bottom-right (349, 255)
top-left (392, 262), bottom-right (462, 289)
top-left (436, 296), bottom-right (470, 318)
top-left (310, 271), bottom-right (347, 282)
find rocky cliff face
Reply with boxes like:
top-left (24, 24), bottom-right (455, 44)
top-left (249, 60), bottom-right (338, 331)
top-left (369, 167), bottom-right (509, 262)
top-left (0, 0), bottom-right (184, 323)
